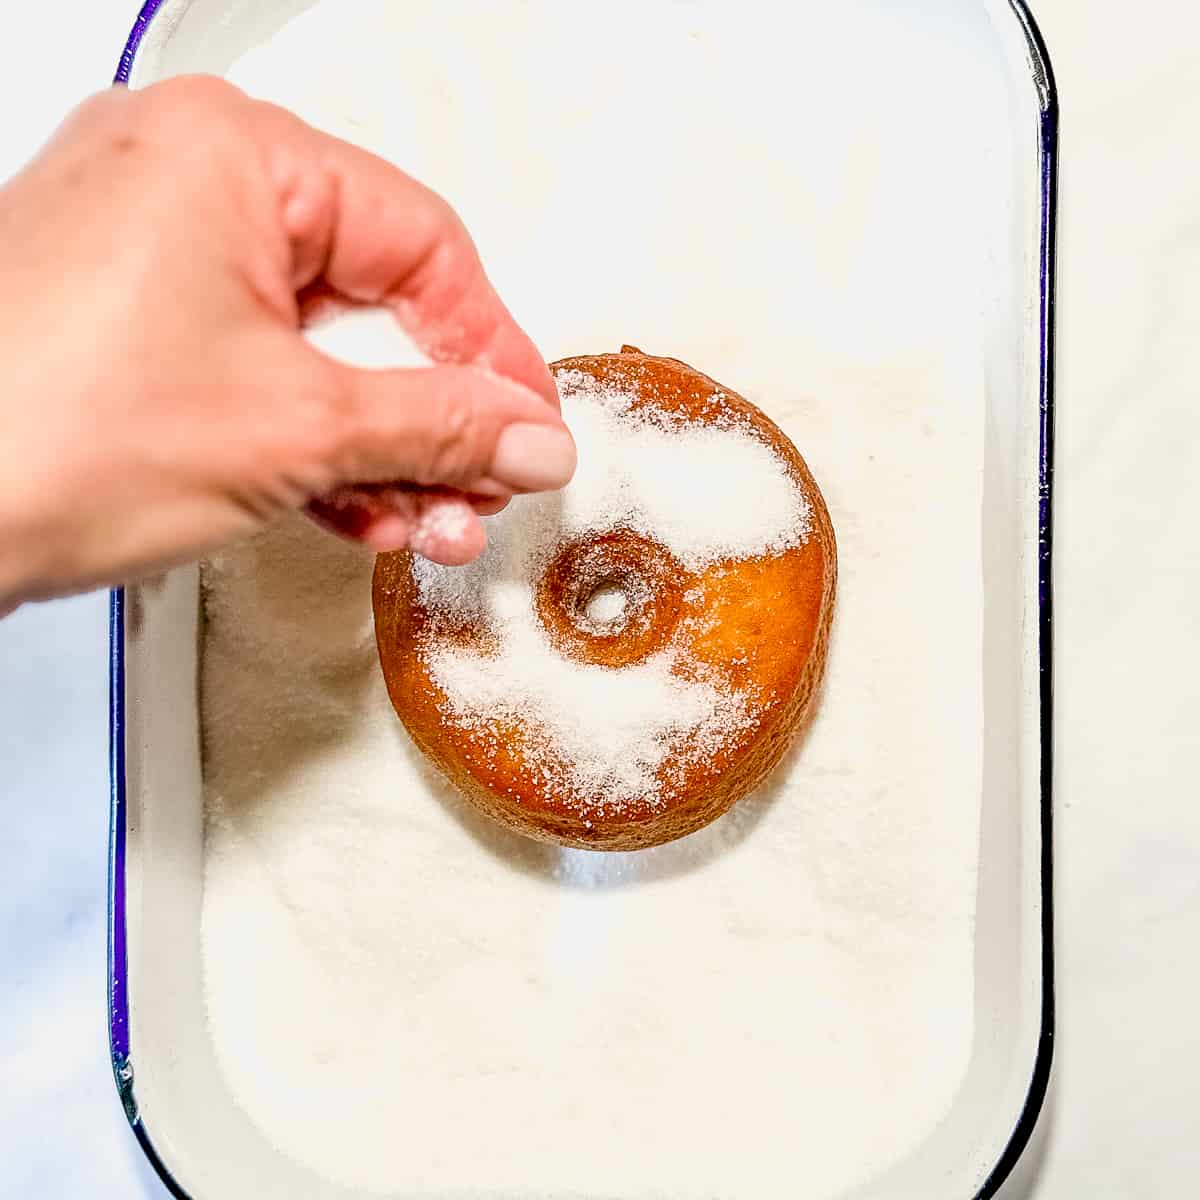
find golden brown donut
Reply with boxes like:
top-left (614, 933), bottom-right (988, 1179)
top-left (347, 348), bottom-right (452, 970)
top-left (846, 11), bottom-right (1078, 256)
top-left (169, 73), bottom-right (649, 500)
top-left (373, 347), bottom-right (836, 851)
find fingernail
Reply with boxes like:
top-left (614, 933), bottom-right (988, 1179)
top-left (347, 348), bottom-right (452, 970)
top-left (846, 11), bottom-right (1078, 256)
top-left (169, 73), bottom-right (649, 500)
top-left (490, 423), bottom-right (576, 492)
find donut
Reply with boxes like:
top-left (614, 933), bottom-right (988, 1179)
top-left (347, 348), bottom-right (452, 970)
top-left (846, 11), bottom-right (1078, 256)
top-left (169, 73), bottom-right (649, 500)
top-left (373, 346), bottom-right (836, 851)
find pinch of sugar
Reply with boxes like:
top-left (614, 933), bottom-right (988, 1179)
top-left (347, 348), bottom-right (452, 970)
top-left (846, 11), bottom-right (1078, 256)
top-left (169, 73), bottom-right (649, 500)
top-left (409, 500), bottom-right (474, 559)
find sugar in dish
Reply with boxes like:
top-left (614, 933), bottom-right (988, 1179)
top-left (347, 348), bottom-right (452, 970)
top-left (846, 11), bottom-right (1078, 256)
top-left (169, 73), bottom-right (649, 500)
top-left (201, 1), bottom-right (990, 1195)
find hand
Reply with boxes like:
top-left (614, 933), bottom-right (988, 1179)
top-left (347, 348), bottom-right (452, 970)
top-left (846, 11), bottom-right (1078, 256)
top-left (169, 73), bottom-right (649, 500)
top-left (0, 76), bottom-right (574, 613)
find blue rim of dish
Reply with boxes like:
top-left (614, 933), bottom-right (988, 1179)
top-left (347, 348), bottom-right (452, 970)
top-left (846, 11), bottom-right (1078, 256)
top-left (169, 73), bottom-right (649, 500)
top-left (106, 3), bottom-right (1057, 1196)
top-left (110, 19), bottom-right (194, 1198)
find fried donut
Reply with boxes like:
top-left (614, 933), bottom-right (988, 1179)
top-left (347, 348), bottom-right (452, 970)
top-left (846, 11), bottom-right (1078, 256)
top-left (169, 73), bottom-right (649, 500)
top-left (373, 347), bottom-right (836, 851)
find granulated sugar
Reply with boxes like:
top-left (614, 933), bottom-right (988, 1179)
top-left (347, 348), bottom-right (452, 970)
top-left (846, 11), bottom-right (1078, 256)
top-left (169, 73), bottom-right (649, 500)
top-left (585, 584), bottom-right (627, 624)
top-left (200, 2), bottom-right (997, 1196)
top-left (430, 640), bottom-right (752, 815)
top-left (406, 499), bottom-right (473, 559)
top-left (554, 369), bottom-right (811, 568)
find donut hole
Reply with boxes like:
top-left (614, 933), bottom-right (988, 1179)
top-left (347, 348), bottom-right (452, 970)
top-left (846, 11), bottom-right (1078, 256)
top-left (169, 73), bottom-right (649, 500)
top-left (570, 571), bottom-right (644, 637)
top-left (536, 530), bottom-right (687, 669)
top-left (582, 581), bottom-right (630, 630)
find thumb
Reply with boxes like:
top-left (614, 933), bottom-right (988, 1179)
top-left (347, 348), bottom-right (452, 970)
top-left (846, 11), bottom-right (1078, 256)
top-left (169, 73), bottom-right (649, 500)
top-left (315, 351), bottom-right (576, 496)
top-left (288, 342), bottom-right (575, 563)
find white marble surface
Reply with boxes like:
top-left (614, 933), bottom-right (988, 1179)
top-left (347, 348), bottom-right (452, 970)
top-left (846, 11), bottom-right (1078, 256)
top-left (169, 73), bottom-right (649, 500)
top-left (0, 1), bottom-right (1197, 1197)
top-left (0, 11), bottom-right (171, 1197)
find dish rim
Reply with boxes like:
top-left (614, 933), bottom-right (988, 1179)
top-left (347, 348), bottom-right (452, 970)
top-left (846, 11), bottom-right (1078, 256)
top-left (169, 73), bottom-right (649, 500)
top-left (106, 2), bottom-right (1058, 1195)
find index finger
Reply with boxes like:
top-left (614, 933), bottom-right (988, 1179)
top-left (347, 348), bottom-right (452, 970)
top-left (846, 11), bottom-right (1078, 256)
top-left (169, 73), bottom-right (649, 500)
top-left (249, 97), bottom-right (558, 409)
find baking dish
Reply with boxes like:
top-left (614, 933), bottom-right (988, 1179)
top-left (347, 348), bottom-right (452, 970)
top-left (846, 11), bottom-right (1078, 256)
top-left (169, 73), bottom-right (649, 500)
top-left (109, 2), bottom-right (1056, 1196)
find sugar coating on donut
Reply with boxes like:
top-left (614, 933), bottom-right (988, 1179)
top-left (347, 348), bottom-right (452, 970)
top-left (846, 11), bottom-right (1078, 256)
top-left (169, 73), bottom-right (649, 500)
top-left (408, 367), bottom-right (814, 815)
top-left (428, 643), bottom-right (753, 814)
top-left (558, 368), bottom-right (811, 569)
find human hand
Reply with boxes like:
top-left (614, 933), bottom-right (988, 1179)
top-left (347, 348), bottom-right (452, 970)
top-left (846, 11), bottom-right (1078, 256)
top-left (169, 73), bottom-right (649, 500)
top-left (0, 76), bottom-right (574, 613)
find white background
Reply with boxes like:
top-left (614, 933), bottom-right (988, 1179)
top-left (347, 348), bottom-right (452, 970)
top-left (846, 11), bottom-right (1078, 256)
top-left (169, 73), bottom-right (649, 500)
top-left (0, 1), bottom-right (1196, 1196)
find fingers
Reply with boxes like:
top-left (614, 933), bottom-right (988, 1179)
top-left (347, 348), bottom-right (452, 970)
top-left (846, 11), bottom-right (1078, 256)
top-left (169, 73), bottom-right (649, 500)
top-left (311, 348), bottom-right (576, 494)
top-left (245, 95), bottom-right (558, 410)
top-left (244, 85), bottom-right (570, 565)
top-left (471, 495), bottom-right (511, 517)
top-left (114, 77), bottom-right (565, 570)
top-left (307, 489), bottom-right (486, 566)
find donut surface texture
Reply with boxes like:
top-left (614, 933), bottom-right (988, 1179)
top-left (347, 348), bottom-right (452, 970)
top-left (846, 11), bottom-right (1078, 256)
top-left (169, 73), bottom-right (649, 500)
top-left (373, 347), bottom-right (836, 851)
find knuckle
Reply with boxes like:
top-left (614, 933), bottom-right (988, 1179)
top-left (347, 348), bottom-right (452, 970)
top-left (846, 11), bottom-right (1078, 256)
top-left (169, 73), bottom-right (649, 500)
top-left (268, 349), bottom-right (357, 487)
top-left (125, 77), bottom-right (247, 160)
top-left (310, 357), bottom-right (364, 466)
top-left (64, 78), bottom-right (249, 169)
top-left (427, 192), bottom-right (464, 243)
top-left (294, 359), bottom-right (493, 490)
top-left (411, 194), bottom-right (473, 285)
top-left (149, 75), bottom-right (243, 121)
top-left (63, 88), bottom-right (143, 155)
top-left (409, 181), bottom-right (458, 240)
top-left (419, 377), bottom-right (482, 484)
